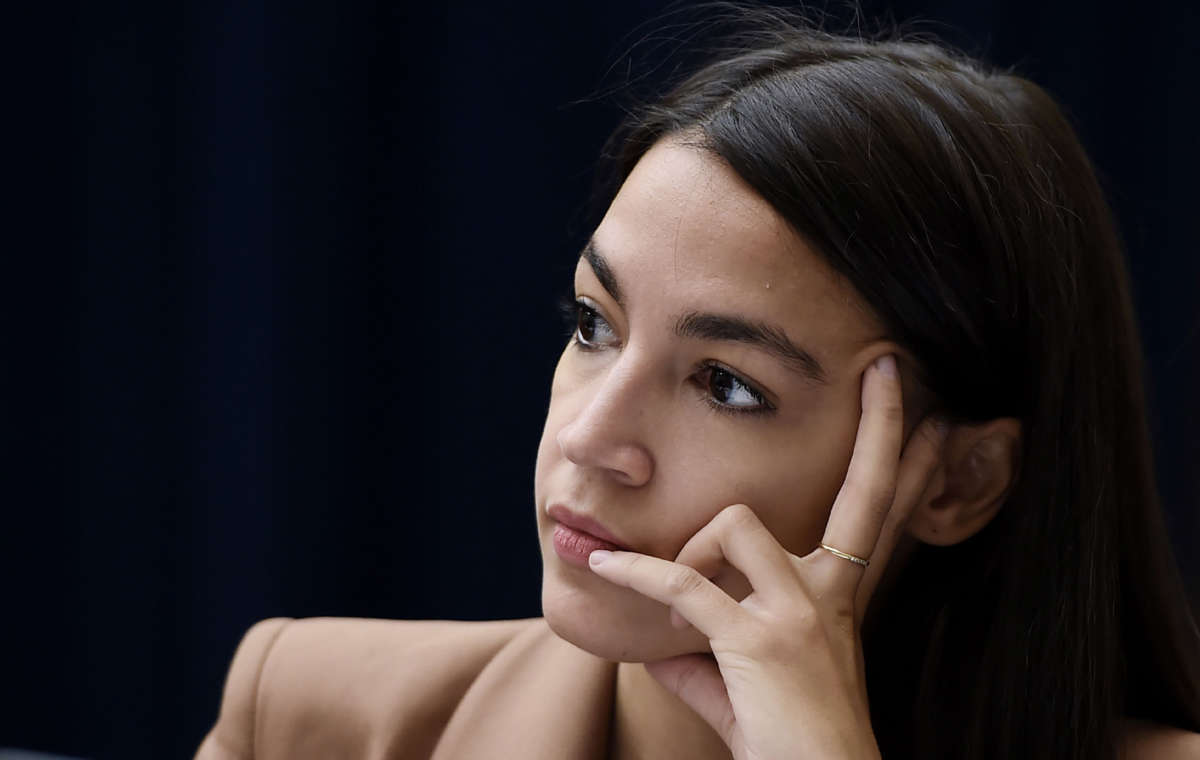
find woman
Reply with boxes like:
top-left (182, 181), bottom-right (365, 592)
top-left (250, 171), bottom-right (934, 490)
top-left (196, 9), bottom-right (1200, 759)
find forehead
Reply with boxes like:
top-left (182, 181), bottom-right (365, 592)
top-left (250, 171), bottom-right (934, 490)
top-left (588, 138), bottom-right (880, 355)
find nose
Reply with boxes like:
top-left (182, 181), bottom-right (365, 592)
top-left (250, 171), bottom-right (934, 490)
top-left (555, 360), bottom-right (654, 488)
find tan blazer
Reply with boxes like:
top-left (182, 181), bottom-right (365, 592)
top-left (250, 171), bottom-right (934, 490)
top-left (194, 617), bottom-right (618, 760)
top-left (194, 616), bottom-right (1200, 759)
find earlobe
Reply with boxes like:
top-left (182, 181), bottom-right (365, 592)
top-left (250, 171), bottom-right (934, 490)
top-left (906, 418), bottom-right (1022, 546)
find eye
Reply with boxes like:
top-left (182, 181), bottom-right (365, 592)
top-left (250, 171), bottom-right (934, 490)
top-left (695, 362), bottom-right (774, 417)
top-left (557, 295), bottom-right (618, 350)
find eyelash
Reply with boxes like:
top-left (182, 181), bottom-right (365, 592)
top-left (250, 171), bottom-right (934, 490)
top-left (556, 295), bottom-right (775, 418)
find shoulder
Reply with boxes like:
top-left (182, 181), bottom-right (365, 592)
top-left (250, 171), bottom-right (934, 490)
top-left (1121, 719), bottom-right (1200, 760)
top-left (195, 616), bottom-right (544, 760)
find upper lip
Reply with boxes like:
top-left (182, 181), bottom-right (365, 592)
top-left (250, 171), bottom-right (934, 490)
top-left (547, 504), bottom-right (632, 550)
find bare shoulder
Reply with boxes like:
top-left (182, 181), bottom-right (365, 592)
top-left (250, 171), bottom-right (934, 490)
top-left (1122, 719), bottom-right (1200, 759)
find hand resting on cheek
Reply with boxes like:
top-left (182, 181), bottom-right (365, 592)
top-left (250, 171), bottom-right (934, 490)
top-left (587, 353), bottom-right (949, 760)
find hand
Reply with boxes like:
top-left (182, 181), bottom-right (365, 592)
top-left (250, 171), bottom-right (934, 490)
top-left (586, 354), bottom-right (948, 760)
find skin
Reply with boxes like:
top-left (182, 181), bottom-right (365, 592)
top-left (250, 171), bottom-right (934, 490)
top-left (535, 136), bottom-right (910, 662)
top-left (532, 136), bottom-right (942, 759)
top-left (529, 135), bottom-right (1200, 759)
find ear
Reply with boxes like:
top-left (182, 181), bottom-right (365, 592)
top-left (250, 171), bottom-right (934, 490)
top-left (906, 418), bottom-right (1022, 546)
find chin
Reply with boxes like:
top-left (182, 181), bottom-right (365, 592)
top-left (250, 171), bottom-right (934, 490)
top-left (540, 559), bottom-right (710, 662)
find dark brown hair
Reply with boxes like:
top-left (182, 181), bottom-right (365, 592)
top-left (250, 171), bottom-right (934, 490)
top-left (594, 5), bottom-right (1200, 758)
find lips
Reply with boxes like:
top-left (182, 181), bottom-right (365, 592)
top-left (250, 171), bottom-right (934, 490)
top-left (547, 504), bottom-right (629, 548)
top-left (547, 504), bottom-right (631, 569)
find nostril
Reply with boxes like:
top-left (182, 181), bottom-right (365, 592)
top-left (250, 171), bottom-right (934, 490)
top-left (608, 445), bottom-right (654, 487)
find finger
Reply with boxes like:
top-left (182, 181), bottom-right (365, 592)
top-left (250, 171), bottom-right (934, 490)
top-left (816, 354), bottom-right (904, 593)
top-left (855, 414), bottom-right (948, 614)
top-left (671, 561), bottom-right (751, 631)
top-left (644, 655), bottom-right (735, 746)
top-left (673, 504), bottom-right (801, 606)
top-left (588, 550), bottom-right (745, 639)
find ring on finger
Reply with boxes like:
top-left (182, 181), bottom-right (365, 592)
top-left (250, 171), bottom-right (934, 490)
top-left (819, 543), bottom-right (870, 567)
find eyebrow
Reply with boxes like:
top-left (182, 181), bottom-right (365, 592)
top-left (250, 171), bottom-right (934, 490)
top-left (578, 239), bottom-right (828, 385)
top-left (581, 239), bottom-right (623, 307)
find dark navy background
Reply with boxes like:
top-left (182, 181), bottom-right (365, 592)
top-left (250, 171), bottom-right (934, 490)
top-left (4, 1), bottom-right (1197, 757)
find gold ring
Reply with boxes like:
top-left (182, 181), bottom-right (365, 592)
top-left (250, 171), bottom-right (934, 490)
top-left (819, 543), bottom-right (870, 567)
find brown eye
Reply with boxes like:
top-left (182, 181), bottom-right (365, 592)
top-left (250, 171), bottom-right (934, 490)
top-left (706, 365), bottom-right (764, 408)
top-left (577, 304), bottom-right (597, 343)
top-left (694, 362), bottom-right (773, 417)
top-left (571, 300), bottom-right (617, 349)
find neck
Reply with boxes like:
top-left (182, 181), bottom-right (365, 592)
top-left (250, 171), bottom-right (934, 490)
top-left (609, 660), bottom-right (731, 760)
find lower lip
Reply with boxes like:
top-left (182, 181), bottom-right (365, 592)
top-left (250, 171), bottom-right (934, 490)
top-left (552, 522), bottom-right (622, 569)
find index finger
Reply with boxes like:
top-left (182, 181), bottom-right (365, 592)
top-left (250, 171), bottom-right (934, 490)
top-left (853, 413), bottom-right (948, 616)
top-left (813, 354), bottom-right (904, 591)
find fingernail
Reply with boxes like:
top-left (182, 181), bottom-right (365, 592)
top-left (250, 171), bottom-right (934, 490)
top-left (874, 354), bottom-right (898, 378)
top-left (589, 550), bottom-right (612, 566)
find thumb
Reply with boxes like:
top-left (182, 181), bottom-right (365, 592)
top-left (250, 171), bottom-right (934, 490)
top-left (644, 654), bottom-right (735, 744)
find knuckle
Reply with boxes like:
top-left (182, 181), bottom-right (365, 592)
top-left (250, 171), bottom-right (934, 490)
top-left (665, 565), bottom-right (705, 597)
top-left (870, 386), bottom-right (904, 427)
top-left (720, 503), bottom-right (758, 530)
top-left (622, 553), bottom-right (646, 574)
top-left (778, 599), bottom-right (856, 649)
top-left (881, 399), bottom-right (904, 425)
top-left (790, 604), bottom-right (822, 636)
top-left (912, 423), bottom-right (949, 462)
top-left (916, 420), bottom-right (943, 448)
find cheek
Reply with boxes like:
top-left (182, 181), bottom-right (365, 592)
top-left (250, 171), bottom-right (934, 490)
top-left (663, 408), bottom-right (858, 556)
top-left (757, 408), bottom-right (860, 552)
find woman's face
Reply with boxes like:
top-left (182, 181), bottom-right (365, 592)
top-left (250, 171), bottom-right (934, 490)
top-left (534, 137), bottom-right (900, 662)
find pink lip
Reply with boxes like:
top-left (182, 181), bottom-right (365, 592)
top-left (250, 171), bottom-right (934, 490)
top-left (547, 504), bottom-right (630, 569)
top-left (547, 504), bottom-right (629, 547)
